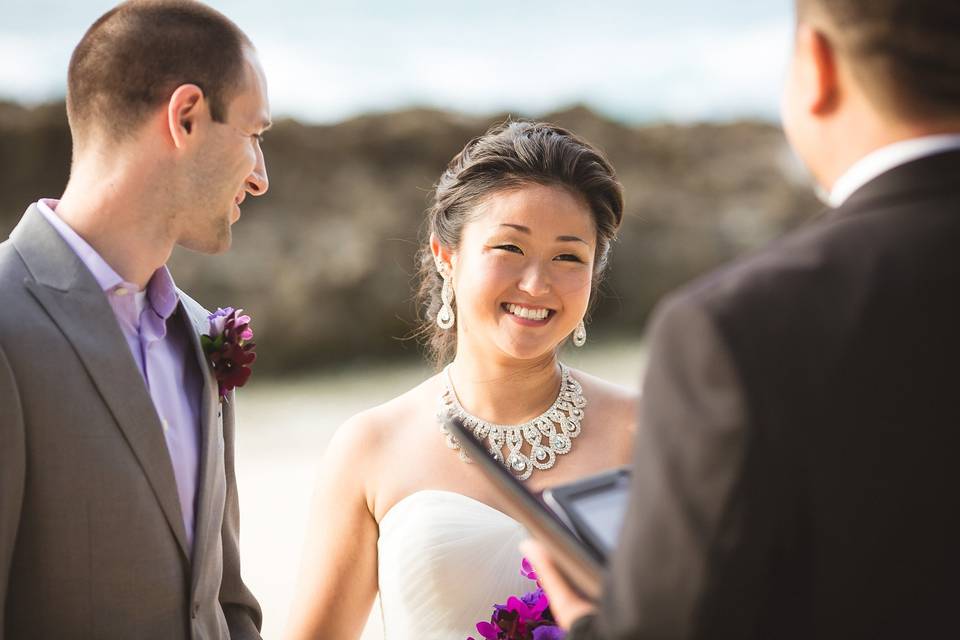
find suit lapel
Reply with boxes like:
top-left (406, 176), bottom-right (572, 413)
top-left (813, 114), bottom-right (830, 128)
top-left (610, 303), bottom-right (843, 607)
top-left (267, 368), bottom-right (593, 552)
top-left (11, 206), bottom-right (191, 560)
top-left (177, 300), bottom-right (220, 572)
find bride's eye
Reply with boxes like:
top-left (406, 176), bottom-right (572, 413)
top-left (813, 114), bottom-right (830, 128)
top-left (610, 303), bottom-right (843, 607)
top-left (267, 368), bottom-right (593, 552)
top-left (494, 244), bottom-right (523, 255)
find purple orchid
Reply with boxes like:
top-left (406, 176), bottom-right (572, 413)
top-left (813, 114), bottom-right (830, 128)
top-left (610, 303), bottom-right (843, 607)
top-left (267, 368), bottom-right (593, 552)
top-left (201, 306), bottom-right (257, 400)
top-left (474, 620), bottom-right (501, 640)
top-left (532, 626), bottom-right (566, 640)
top-left (521, 557), bottom-right (540, 583)
top-left (519, 588), bottom-right (550, 619)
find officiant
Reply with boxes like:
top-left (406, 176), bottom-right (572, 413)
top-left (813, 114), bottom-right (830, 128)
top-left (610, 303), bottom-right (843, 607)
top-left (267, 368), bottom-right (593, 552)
top-left (526, 1), bottom-right (960, 637)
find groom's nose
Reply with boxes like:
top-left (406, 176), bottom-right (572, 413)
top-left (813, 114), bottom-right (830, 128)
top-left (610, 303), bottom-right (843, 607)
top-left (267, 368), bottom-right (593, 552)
top-left (246, 147), bottom-right (269, 196)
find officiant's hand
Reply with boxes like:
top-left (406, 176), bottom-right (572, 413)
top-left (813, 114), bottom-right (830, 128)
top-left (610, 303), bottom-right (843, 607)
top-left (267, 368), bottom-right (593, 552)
top-left (520, 539), bottom-right (597, 630)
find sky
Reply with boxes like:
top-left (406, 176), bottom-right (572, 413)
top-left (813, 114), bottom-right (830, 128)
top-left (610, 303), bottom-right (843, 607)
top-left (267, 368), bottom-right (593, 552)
top-left (0, 0), bottom-right (795, 124)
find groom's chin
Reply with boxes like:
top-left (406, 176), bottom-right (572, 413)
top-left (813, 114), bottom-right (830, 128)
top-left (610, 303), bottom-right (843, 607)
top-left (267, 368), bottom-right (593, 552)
top-left (209, 228), bottom-right (233, 255)
top-left (179, 226), bottom-right (233, 256)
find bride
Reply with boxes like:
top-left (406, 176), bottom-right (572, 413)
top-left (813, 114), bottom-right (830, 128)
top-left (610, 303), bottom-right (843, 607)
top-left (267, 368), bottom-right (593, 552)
top-left (286, 121), bottom-right (637, 639)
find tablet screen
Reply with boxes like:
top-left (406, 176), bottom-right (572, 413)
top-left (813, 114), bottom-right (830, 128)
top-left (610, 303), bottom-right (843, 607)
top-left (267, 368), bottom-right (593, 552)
top-left (564, 478), bottom-right (630, 552)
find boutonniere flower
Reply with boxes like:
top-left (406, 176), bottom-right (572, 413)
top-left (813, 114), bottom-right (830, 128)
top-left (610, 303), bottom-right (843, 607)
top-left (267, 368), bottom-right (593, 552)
top-left (201, 307), bottom-right (257, 401)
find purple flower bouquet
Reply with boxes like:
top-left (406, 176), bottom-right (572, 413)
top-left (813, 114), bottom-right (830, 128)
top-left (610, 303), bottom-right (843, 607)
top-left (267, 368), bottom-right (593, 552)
top-left (468, 558), bottom-right (566, 640)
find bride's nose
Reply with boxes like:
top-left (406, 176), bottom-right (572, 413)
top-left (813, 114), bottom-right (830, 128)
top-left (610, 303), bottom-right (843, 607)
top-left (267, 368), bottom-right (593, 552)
top-left (517, 262), bottom-right (551, 297)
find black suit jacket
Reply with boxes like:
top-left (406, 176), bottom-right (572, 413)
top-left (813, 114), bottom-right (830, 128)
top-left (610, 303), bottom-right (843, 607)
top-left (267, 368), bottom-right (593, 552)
top-left (571, 149), bottom-right (960, 639)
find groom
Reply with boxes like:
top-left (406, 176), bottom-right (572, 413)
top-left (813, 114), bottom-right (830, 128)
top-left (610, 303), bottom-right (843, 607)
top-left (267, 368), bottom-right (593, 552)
top-left (528, 0), bottom-right (960, 638)
top-left (0, 1), bottom-right (269, 638)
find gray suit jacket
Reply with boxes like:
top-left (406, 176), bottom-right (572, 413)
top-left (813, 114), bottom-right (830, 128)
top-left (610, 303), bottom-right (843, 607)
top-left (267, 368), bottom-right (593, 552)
top-left (0, 205), bottom-right (262, 639)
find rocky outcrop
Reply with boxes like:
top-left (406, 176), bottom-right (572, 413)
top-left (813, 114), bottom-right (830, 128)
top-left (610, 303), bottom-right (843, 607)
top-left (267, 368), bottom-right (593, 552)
top-left (0, 101), bottom-right (819, 373)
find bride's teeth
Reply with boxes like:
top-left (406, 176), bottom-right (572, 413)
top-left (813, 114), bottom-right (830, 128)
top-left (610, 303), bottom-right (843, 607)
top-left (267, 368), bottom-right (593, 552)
top-left (506, 304), bottom-right (548, 321)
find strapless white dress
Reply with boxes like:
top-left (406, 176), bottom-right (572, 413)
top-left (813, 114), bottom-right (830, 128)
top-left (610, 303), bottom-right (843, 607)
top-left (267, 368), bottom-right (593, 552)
top-left (373, 490), bottom-right (531, 639)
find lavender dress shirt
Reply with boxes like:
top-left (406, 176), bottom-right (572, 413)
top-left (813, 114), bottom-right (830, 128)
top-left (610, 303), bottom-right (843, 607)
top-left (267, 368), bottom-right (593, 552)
top-left (36, 198), bottom-right (202, 550)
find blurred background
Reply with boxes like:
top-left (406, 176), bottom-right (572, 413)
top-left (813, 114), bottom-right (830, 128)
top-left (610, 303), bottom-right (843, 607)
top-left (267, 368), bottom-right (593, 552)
top-left (1, 0), bottom-right (817, 637)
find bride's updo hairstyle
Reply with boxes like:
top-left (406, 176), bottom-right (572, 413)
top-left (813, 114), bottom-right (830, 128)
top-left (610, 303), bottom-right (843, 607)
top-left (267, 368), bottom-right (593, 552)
top-left (417, 120), bottom-right (624, 366)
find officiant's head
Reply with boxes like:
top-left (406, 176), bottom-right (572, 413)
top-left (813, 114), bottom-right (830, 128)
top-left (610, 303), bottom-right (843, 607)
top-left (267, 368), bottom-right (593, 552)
top-left (418, 121), bottom-right (624, 367)
top-left (782, 0), bottom-right (960, 192)
top-left (64, 0), bottom-right (270, 253)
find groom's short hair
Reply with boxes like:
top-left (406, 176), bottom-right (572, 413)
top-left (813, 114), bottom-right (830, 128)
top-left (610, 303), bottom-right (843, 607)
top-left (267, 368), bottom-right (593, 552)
top-left (67, 0), bottom-right (252, 143)
top-left (796, 0), bottom-right (960, 120)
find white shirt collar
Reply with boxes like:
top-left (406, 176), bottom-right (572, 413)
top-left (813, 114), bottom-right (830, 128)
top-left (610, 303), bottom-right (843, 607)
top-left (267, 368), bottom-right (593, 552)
top-left (829, 133), bottom-right (960, 207)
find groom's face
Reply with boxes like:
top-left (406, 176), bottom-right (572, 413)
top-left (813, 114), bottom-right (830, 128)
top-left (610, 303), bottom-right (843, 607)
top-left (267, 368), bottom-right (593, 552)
top-left (179, 47), bottom-right (271, 254)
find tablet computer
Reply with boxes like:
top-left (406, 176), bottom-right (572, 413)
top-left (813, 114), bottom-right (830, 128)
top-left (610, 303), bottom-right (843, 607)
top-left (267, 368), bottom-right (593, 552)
top-left (542, 467), bottom-right (631, 559)
top-left (444, 415), bottom-right (625, 601)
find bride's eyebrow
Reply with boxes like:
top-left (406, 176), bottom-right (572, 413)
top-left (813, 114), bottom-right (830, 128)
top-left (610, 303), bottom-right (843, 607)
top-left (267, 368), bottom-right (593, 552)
top-left (557, 235), bottom-right (589, 245)
top-left (497, 223), bottom-right (588, 245)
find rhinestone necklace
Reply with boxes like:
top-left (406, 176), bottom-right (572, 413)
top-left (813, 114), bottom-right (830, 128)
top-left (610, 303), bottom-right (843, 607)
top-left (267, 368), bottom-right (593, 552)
top-left (438, 363), bottom-right (587, 481)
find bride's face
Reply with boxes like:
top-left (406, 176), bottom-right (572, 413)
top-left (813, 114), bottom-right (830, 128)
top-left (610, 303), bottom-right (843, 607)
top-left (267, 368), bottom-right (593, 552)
top-left (448, 183), bottom-right (596, 362)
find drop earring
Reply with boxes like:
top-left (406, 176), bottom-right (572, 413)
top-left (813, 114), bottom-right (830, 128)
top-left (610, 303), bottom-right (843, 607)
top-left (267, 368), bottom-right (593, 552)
top-left (572, 319), bottom-right (587, 347)
top-left (436, 263), bottom-right (455, 330)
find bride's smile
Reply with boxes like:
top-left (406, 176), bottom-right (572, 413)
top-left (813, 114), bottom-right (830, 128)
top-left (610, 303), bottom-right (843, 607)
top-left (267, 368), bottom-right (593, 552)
top-left (502, 303), bottom-right (553, 323)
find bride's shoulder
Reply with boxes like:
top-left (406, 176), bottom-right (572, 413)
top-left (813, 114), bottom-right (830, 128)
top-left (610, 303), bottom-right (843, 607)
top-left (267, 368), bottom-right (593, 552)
top-left (326, 372), bottom-right (444, 459)
top-left (568, 368), bottom-right (639, 463)
top-left (569, 367), bottom-right (639, 422)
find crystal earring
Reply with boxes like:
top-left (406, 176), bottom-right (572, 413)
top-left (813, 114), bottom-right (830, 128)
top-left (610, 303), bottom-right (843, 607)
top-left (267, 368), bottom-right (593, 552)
top-left (436, 264), bottom-right (455, 330)
top-left (572, 319), bottom-right (587, 347)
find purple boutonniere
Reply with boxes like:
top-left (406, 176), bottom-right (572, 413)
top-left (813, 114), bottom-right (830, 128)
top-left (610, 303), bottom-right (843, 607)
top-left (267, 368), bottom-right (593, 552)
top-left (200, 307), bottom-right (257, 400)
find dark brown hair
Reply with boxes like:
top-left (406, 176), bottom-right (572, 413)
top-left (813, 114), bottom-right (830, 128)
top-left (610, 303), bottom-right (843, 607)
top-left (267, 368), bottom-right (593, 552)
top-left (797, 0), bottom-right (960, 119)
top-left (67, 0), bottom-right (252, 142)
top-left (416, 120), bottom-right (624, 367)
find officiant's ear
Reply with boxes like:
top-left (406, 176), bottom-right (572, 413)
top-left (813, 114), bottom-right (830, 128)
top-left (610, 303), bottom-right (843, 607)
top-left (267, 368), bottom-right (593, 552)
top-left (794, 24), bottom-right (839, 116)
top-left (167, 83), bottom-right (206, 149)
top-left (430, 233), bottom-right (454, 273)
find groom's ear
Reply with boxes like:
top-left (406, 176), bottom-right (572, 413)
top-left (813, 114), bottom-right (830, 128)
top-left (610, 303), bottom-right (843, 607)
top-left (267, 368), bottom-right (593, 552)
top-left (167, 83), bottom-right (206, 150)
top-left (430, 233), bottom-right (454, 272)
top-left (795, 24), bottom-right (840, 117)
